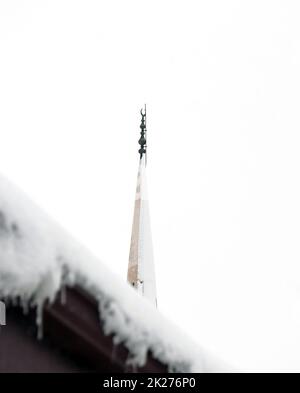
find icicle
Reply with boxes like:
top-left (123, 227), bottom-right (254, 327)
top-left (60, 285), bottom-right (66, 305)
top-left (21, 296), bottom-right (29, 315)
top-left (0, 300), bottom-right (5, 326)
top-left (36, 303), bottom-right (44, 340)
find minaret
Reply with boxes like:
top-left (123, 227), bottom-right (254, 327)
top-left (127, 106), bottom-right (157, 307)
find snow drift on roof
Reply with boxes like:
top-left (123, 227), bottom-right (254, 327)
top-left (0, 174), bottom-right (229, 372)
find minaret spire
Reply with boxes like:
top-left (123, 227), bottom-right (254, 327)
top-left (127, 106), bottom-right (157, 307)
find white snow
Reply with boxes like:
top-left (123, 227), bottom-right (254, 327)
top-left (0, 174), bottom-right (229, 373)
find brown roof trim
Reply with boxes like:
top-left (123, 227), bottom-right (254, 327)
top-left (44, 286), bottom-right (167, 372)
top-left (0, 286), bottom-right (167, 373)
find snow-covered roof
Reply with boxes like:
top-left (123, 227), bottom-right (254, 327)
top-left (0, 175), bottom-right (228, 373)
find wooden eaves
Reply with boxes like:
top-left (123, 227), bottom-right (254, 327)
top-left (0, 286), bottom-right (167, 373)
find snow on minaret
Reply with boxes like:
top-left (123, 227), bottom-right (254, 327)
top-left (127, 106), bottom-right (157, 307)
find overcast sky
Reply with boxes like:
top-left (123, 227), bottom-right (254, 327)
top-left (1, 0), bottom-right (300, 371)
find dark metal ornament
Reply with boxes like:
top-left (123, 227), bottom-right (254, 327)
top-left (138, 105), bottom-right (147, 159)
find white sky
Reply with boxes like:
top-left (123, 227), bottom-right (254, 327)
top-left (1, 0), bottom-right (300, 371)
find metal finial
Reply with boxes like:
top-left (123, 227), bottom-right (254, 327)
top-left (138, 105), bottom-right (147, 159)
